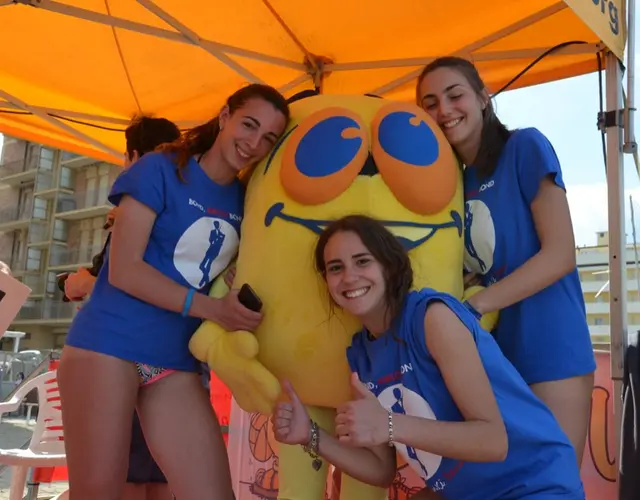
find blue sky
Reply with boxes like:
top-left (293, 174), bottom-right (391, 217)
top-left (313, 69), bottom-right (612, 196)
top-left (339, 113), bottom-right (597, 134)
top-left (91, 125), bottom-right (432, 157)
top-left (494, 66), bottom-right (640, 248)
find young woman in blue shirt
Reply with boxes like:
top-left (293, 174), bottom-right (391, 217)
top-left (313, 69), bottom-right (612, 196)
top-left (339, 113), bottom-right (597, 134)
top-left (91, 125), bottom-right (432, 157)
top-left (415, 57), bottom-right (595, 465)
top-left (273, 215), bottom-right (585, 500)
top-left (57, 84), bottom-right (289, 500)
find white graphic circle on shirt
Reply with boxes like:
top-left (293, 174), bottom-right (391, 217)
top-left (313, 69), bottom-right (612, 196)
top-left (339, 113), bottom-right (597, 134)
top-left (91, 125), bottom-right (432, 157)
top-left (378, 384), bottom-right (442, 481)
top-left (463, 199), bottom-right (496, 275)
top-left (173, 217), bottom-right (239, 289)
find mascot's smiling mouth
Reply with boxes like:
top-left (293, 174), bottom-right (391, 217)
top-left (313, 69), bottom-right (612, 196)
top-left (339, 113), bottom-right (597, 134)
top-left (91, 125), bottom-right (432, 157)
top-left (265, 202), bottom-right (462, 250)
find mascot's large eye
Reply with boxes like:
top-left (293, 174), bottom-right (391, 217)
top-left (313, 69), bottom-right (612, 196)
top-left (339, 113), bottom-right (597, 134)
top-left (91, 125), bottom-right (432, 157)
top-left (281, 107), bottom-right (369, 205)
top-left (372, 103), bottom-right (457, 215)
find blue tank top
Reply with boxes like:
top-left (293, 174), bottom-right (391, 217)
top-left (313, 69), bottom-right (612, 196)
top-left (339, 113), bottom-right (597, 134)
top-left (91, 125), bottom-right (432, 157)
top-left (346, 288), bottom-right (585, 500)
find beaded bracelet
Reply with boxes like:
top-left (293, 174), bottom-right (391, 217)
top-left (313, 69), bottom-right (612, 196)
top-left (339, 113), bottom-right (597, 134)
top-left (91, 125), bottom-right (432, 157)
top-left (387, 409), bottom-right (395, 447)
top-left (303, 420), bottom-right (323, 471)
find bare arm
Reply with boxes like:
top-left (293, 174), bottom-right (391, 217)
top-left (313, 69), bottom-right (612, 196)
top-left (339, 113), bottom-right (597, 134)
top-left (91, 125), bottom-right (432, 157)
top-left (108, 195), bottom-right (218, 322)
top-left (273, 379), bottom-right (396, 488)
top-left (392, 302), bottom-right (508, 462)
top-left (468, 176), bottom-right (576, 315)
top-left (316, 429), bottom-right (396, 488)
top-left (109, 195), bottom-right (262, 331)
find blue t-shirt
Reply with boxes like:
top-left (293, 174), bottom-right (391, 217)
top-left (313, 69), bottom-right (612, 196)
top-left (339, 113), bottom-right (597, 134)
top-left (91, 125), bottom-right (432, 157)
top-left (65, 152), bottom-right (244, 371)
top-left (347, 289), bottom-right (585, 500)
top-left (463, 128), bottom-right (595, 384)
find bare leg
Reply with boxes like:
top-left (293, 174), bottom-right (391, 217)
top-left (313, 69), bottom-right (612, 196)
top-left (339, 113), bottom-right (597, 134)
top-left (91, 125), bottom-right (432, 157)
top-left (58, 346), bottom-right (139, 500)
top-left (121, 483), bottom-right (147, 500)
top-left (530, 373), bottom-right (595, 464)
top-left (137, 371), bottom-right (234, 500)
top-left (146, 484), bottom-right (174, 500)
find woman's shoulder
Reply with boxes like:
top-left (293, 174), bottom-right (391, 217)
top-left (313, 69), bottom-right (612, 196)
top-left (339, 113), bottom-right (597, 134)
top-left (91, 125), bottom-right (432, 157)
top-left (123, 151), bottom-right (177, 179)
top-left (505, 127), bottom-right (555, 153)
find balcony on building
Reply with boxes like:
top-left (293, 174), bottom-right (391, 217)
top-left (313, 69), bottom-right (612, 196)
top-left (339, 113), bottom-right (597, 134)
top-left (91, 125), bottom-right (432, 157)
top-left (0, 158), bottom-right (37, 186)
top-left (55, 189), bottom-right (112, 220)
top-left (60, 152), bottom-right (99, 169)
top-left (20, 273), bottom-right (46, 297)
top-left (8, 252), bottom-right (26, 277)
top-left (0, 206), bottom-right (32, 232)
top-left (26, 221), bottom-right (50, 248)
top-left (33, 171), bottom-right (56, 198)
top-left (12, 298), bottom-right (77, 326)
top-left (48, 244), bottom-right (104, 271)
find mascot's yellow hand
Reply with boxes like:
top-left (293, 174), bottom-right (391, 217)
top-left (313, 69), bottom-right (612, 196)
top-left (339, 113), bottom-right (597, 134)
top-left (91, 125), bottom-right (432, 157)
top-left (190, 323), bottom-right (280, 415)
top-left (463, 285), bottom-right (499, 332)
top-left (188, 269), bottom-right (281, 415)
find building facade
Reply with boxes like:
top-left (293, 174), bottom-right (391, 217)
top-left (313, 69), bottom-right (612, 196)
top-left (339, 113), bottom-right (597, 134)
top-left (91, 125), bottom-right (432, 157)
top-left (577, 230), bottom-right (640, 347)
top-left (0, 135), bottom-right (120, 350)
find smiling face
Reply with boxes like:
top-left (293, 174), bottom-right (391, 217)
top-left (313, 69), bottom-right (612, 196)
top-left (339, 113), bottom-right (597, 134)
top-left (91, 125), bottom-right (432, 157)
top-left (323, 230), bottom-right (387, 324)
top-left (231, 94), bottom-right (464, 409)
top-left (417, 66), bottom-right (486, 161)
top-left (217, 97), bottom-right (287, 173)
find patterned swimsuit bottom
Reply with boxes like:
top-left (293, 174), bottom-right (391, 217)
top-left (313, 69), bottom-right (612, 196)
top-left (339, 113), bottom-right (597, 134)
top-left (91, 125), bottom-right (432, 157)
top-left (135, 363), bottom-right (176, 386)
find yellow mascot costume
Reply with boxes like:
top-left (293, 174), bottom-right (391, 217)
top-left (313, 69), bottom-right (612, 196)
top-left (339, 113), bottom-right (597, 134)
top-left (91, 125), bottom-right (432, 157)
top-left (190, 91), bottom-right (497, 500)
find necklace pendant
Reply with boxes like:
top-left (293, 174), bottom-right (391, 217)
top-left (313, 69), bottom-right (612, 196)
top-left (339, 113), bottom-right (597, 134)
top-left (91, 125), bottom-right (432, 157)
top-left (312, 458), bottom-right (322, 471)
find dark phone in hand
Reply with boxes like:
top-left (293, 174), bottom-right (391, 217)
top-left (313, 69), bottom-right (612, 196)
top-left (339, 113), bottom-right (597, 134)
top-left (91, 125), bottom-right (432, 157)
top-left (238, 284), bottom-right (262, 313)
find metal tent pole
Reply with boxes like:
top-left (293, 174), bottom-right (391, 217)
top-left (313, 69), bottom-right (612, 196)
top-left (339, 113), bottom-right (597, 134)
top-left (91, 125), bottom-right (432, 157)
top-left (604, 50), bottom-right (628, 486)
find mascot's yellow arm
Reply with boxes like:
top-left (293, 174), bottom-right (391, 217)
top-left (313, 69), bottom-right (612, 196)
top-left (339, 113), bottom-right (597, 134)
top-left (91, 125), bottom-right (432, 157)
top-left (462, 285), bottom-right (499, 332)
top-left (188, 270), bottom-right (281, 415)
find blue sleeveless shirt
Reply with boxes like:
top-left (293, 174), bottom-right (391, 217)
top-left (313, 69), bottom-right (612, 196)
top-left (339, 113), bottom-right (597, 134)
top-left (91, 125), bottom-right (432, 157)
top-left (346, 288), bottom-right (585, 500)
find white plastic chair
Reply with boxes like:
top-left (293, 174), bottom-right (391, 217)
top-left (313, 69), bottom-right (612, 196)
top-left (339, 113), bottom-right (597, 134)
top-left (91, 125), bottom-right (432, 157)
top-left (0, 369), bottom-right (67, 500)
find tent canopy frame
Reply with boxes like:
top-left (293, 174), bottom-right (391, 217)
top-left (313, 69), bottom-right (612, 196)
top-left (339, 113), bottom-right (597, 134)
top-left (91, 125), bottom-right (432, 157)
top-left (0, 1), bottom-right (636, 494)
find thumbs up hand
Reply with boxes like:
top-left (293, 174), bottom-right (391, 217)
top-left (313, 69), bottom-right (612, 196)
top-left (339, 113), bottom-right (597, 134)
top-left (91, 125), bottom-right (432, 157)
top-left (335, 373), bottom-right (389, 447)
top-left (272, 380), bottom-right (312, 446)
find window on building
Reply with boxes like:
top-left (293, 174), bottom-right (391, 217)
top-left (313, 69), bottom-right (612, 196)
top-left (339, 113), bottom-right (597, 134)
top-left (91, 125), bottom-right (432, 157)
top-left (53, 219), bottom-right (68, 242)
top-left (18, 187), bottom-right (33, 219)
top-left (95, 166), bottom-right (111, 206)
top-left (59, 167), bottom-right (74, 190)
top-left (38, 148), bottom-right (54, 171)
top-left (32, 197), bottom-right (48, 220)
top-left (594, 317), bottom-right (604, 326)
top-left (26, 248), bottom-right (42, 271)
top-left (85, 176), bottom-right (97, 207)
top-left (46, 271), bottom-right (58, 294)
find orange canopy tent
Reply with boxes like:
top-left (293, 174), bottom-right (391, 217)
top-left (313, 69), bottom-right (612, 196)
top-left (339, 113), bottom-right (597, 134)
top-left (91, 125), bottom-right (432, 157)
top-left (0, 0), bottom-right (635, 497)
top-left (0, 0), bottom-right (629, 163)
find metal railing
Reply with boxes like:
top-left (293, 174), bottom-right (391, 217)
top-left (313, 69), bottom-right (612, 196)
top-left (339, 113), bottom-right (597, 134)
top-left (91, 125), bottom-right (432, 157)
top-left (27, 223), bottom-right (49, 244)
top-left (0, 159), bottom-right (35, 177)
top-left (0, 206), bottom-right (31, 225)
top-left (56, 188), bottom-right (111, 213)
top-left (49, 244), bottom-right (103, 267)
top-left (15, 299), bottom-right (77, 321)
top-left (20, 274), bottom-right (45, 295)
top-left (34, 171), bottom-right (54, 192)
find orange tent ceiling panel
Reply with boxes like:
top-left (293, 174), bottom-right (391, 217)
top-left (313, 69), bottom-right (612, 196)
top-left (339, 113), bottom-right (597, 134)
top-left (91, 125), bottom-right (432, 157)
top-left (0, 0), bottom-right (627, 165)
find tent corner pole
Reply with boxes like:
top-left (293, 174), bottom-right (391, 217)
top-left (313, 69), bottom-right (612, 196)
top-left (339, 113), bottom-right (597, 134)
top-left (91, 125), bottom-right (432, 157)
top-left (625, 0), bottom-right (637, 154)
top-left (604, 50), bottom-right (628, 487)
